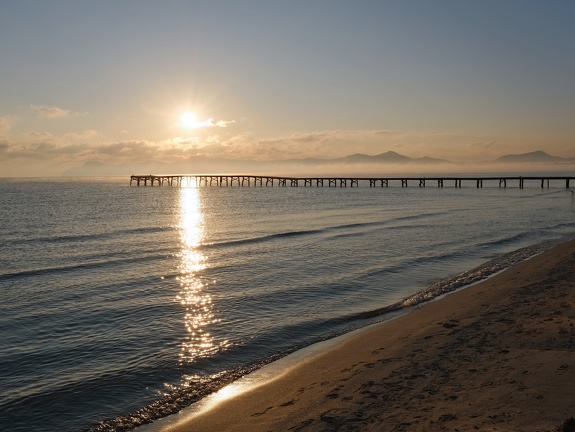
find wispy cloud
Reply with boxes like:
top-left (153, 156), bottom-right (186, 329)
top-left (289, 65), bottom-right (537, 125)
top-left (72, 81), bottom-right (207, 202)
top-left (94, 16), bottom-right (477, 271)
top-left (31, 105), bottom-right (70, 118)
top-left (2, 128), bottom-right (560, 173)
top-left (368, 130), bottom-right (393, 136)
top-left (470, 140), bottom-right (497, 149)
top-left (213, 119), bottom-right (235, 128)
top-left (0, 116), bottom-right (13, 131)
top-left (25, 129), bottom-right (100, 146)
top-left (194, 118), bottom-right (235, 128)
top-left (215, 130), bottom-right (404, 160)
top-left (30, 104), bottom-right (86, 118)
top-left (0, 129), bottom-right (447, 166)
top-left (177, 117), bottom-right (235, 129)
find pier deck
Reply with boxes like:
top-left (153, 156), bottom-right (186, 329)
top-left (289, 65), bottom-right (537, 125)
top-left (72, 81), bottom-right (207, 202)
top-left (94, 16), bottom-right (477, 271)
top-left (130, 175), bottom-right (574, 189)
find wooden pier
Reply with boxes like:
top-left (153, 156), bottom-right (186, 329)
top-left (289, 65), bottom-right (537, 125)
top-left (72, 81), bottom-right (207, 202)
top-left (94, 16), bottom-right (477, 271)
top-left (130, 175), bottom-right (574, 189)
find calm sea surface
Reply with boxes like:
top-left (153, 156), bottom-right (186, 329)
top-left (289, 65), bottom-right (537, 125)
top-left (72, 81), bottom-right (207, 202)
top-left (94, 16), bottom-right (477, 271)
top-left (1, 176), bottom-right (574, 431)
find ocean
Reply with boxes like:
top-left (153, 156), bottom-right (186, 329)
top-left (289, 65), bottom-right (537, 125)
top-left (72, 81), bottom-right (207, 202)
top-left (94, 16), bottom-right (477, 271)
top-left (1, 176), bottom-right (574, 431)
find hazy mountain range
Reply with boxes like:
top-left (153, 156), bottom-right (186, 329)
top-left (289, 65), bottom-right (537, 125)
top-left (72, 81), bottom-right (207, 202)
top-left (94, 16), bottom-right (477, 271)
top-left (495, 150), bottom-right (575, 163)
top-left (290, 151), bottom-right (452, 165)
top-left (63, 150), bottom-right (575, 176)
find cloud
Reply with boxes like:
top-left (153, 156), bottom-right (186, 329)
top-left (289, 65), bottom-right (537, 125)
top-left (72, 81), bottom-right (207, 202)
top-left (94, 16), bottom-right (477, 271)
top-left (0, 129), bottom-right (433, 166)
top-left (214, 119), bottom-right (235, 128)
top-left (217, 130), bottom-right (396, 160)
top-left (166, 130), bottom-right (361, 161)
top-left (369, 130), bottom-right (393, 136)
top-left (160, 136), bottom-right (200, 148)
top-left (193, 118), bottom-right (217, 128)
top-left (197, 143), bottom-right (227, 154)
top-left (2, 142), bottom-right (56, 159)
top-left (470, 140), bottom-right (497, 149)
top-left (31, 105), bottom-right (70, 118)
top-left (30, 104), bottom-right (86, 118)
top-left (3, 128), bottom-right (542, 175)
top-left (177, 117), bottom-right (235, 129)
top-left (0, 116), bottom-right (12, 130)
top-left (24, 129), bottom-right (100, 146)
top-left (27, 131), bottom-right (52, 139)
top-left (61, 129), bottom-right (99, 143)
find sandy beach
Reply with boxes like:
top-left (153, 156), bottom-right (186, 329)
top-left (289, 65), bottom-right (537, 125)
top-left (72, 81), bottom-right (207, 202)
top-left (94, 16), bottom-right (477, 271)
top-left (160, 239), bottom-right (575, 432)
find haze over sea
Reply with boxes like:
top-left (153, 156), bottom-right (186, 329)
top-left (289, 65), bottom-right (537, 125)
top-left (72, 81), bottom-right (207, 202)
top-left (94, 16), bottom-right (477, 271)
top-left (1, 176), bottom-right (574, 431)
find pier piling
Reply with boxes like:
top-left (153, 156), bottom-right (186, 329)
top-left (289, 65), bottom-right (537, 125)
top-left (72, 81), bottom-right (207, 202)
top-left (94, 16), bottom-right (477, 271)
top-left (130, 175), bottom-right (575, 190)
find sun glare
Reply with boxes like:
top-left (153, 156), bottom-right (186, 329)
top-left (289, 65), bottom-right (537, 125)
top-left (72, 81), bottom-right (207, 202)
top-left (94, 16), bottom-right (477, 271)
top-left (180, 111), bottom-right (198, 129)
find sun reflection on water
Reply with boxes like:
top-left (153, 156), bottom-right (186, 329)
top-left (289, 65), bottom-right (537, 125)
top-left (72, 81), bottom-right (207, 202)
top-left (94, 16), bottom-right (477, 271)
top-left (176, 187), bottom-right (219, 363)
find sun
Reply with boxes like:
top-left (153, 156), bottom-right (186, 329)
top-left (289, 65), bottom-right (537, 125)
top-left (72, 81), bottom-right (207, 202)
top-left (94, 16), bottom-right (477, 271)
top-left (180, 111), bottom-right (198, 129)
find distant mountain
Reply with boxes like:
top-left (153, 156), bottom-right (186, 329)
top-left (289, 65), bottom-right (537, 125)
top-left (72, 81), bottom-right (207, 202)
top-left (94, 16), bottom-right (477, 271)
top-left (62, 161), bottom-right (128, 176)
top-left (336, 151), bottom-right (451, 164)
top-left (335, 153), bottom-right (378, 163)
top-left (373, 151), bottom-right (414, 163)
top-left (274, 151), bottom-right (452, 166)
top-left (61, 151), bottom-right (454, 176)
top-left (496, 150), bottom-right (570, 163)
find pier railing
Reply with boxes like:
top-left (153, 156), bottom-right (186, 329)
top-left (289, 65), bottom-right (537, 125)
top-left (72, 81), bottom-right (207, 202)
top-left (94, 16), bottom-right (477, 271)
top-left (130, 175), bottom-right (574, 189)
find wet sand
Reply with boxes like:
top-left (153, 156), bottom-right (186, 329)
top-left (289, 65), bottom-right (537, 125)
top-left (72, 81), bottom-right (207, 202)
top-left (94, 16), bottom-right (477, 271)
top-left (162, 239), bottom-right (575, 432)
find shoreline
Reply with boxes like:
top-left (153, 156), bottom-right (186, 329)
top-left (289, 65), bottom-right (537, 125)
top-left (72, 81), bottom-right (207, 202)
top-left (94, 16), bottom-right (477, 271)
top-left (145, 238), bottom-right (575, 432)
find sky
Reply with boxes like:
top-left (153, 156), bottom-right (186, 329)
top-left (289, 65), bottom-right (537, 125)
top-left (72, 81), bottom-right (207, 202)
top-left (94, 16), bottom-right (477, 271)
top-left (1, 0), bottom-right (575, 176)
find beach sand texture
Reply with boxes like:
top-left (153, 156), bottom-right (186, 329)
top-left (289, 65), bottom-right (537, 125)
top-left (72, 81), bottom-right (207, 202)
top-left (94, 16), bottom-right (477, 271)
top-left (164, 240), bottom-right (575, 432)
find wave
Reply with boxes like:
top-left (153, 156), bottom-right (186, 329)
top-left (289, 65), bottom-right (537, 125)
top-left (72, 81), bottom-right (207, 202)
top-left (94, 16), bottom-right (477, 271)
top-left (475, 231), bottom-right (537, 249)
top-left (400, 239), bottom-right (563, 307)
top-left (3, 226), bottom-right (174, 247)
top-left (0, 252), bottom-right (170, 282)
top-left (336, 250), bottom-right (458, 285)
top-left (83, 237), bottom-right (570, 432)
top-left (201, 228), bottom-right (325, 249)
top-left (475, 221), bottom-right (575, 250)
top-left (200, 212), bottom-right (449, 250)
top-left (320, 237), bottom-right (571, 323)
top-left (1, 361), bottom-right (169, 432)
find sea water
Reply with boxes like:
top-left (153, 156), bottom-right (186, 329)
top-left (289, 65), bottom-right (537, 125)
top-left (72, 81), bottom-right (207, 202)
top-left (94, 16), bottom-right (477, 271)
top-left (1, 176), bottom-right (574, 431)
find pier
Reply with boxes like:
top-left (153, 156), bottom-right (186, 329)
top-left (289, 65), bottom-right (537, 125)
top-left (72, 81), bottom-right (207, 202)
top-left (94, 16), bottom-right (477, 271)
top-left (130, 175), bottom-right (574, 189)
